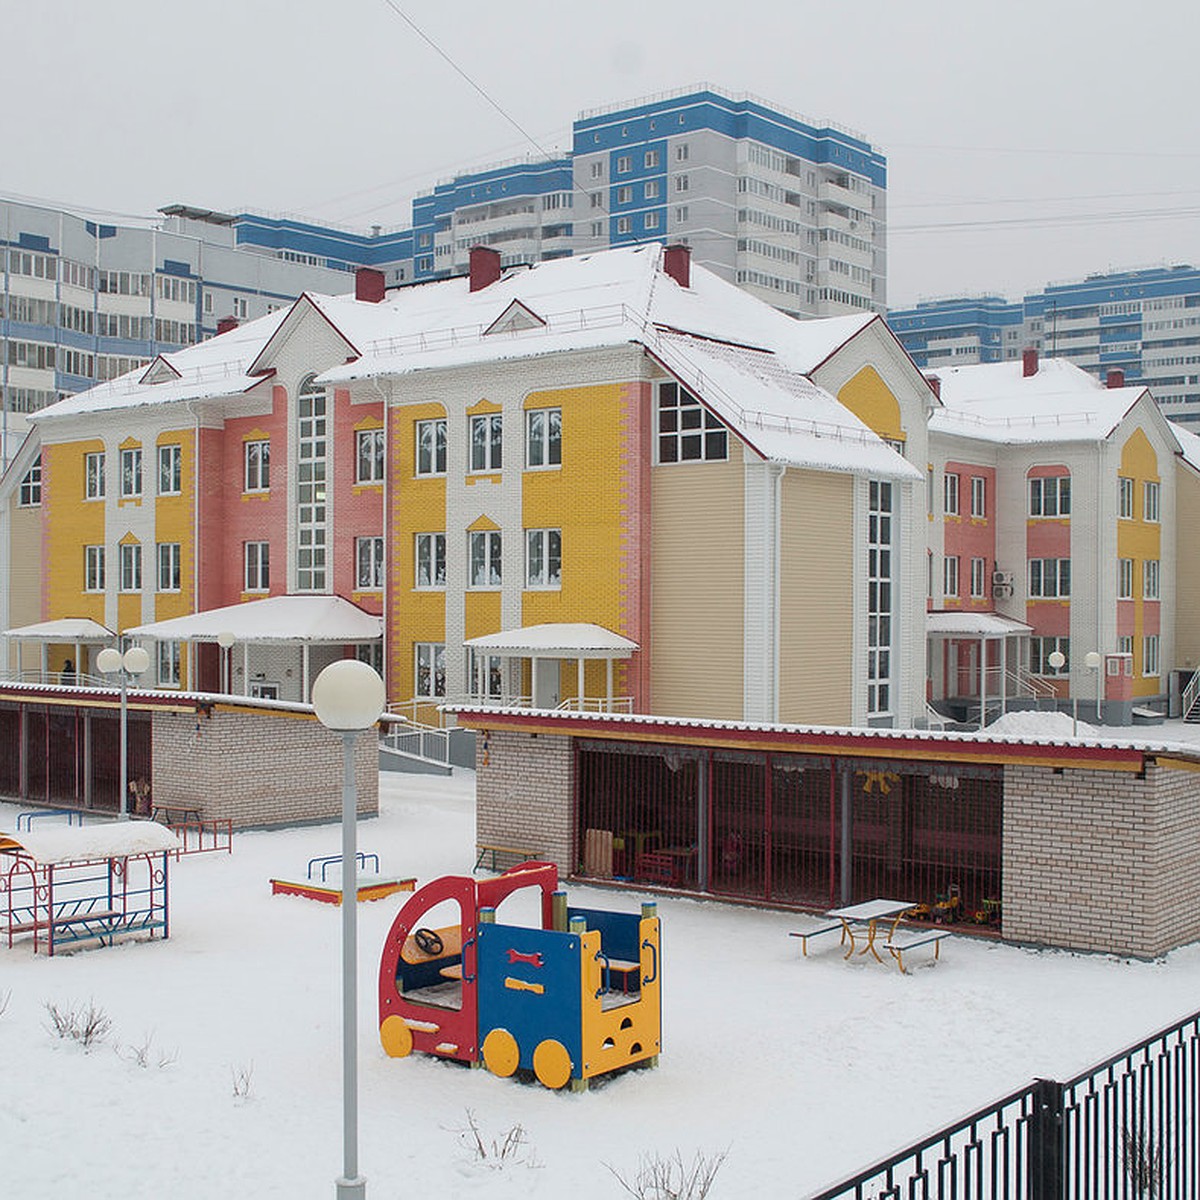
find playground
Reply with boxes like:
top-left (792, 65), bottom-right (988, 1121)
top-left (6, 767), bottom-right (1200, 1198)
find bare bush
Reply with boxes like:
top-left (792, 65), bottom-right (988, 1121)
top-left (231, 1061), bottom-right (254, 1100)
top-left (608, 1149), bottom-right (729, 1200)
top-left (454, 1108), bottom-right (538, 1169)
top-left (118, 1032), bottom-right (178, 1070)
top-left (1123, 1125), bottom-right (1166, 1197)
top-left (0, 989), bottom-right (10, 1018)
top-left (44, 1000), bottom-right (112, 1049)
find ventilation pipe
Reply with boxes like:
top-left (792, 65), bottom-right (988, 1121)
top-left (469, 245), bottom-right (502, 292)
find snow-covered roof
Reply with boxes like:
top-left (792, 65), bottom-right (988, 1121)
top-left (929, 358), bottom-right (1148, 444)
top-left (926, 611), bottom-right (1033, 638)
top-left (463, 622), bottom-right (638, 658)
top-left (1171, 420), bottom-right (1200, 473)
top-left (124, 595), bottom-right (382, 644)
top-left (0, 820), bottom-right (179, 864)
top-left (3, 618), bottom-right (114, 641)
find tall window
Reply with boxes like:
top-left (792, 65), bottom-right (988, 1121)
top-left (119, 543), bottom-right (142, 592)
top-left (526, 529), bottom-right (562, 588)
top-left (120, 447), bottom-right (142, 498)
top-left (244, 440), bottom-right (269, 492)
top-left (1029, 475), bottom-right (1070, 517)
top-left (469, 650), bottom-right (504, 699)
top-left (970, 476), bottom-right (986, 518)
top-left (19, 458), bottom-right (41, 506)
top-left (296, 376), bottom-right (327, 591)
top-left (415, 533), bottom-right (446, 588)
top-left (1144, 481), bottom-right (1160, 522)
top-left (85, 545), bottom-right (105, 592)
top-left (1031, 636), bottom-right (1070, 675)
top-left (158, 444), bottom-right (182, 495)
top-left (244, 541), bottom-right (270, 592)
top-left (1143, 635), bottom-right (1160, 677)
top-left (470, 413), bottom-right (503, 472)
top-left (156, 542), bottom-right (181, 592)
top-left (469, 530), bottom-right (502, 587)
top-left (943, 472), bottom-right (960, 516)
top-left (970, 557), bottom-right (986, 599)
top-left (85, 452), bottom-right (105, 499)
top-left (657, 381), bottom-right (727, 463)
top-left (415, 643), bottom-right (446, 699)
top-left (1118, 558), bottom-right (1134, 600)
top-left (1144, 559), bottom-right (1160, 600)
top-left (157, 641), bottom-right (181, 687)
top-left (1029, 558), bottom-right (1071, 599)
top-left (356, 428), bottom-right (385, 484)
top-left (943, 555), bottom-right (960, 598)
top-left (867, 480), bottom-right (893, 716)
top-left (526, 408), bottom-right (562, 467)
top-left (356, 536), bottom-right (385, 590)
top-left (1119, 477), bottom-right (1134, 519)
top-left (416, 419), bottom-right (447, 476)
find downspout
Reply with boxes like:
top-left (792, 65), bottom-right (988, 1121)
top-left (770, 463), bottom-right (784, 723)
top-left (1096, 440), bottom-right (1105, 721)
top-left (187, 401), bottom-right (203, 691)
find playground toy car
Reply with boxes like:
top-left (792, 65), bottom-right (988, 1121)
top-left (377, 861), bottom-right (661, 1090)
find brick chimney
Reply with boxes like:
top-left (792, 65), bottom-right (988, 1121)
top-left (469, 245), bottom-right (502, 293)
top-left (216, 316), bottom-right (238, 335)
top-left (1106, 368), bottom-right (1125, 389)
top-left (1022, 347), bottom-right (1039, 377)
top-left (926, 374), bottom-right (941, 399)
top-left (355, 267), bottom-right (386, 303)
top-left (663, 243), bottom-right (691, 289)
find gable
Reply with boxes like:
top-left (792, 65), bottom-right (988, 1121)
top-left (837, 366), bottom-right (905, 445)
top-left (485, 300), bottom-right (546, 336)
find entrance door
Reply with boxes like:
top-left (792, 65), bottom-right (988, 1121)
top-left (533, 659), bottom-right (560, 710)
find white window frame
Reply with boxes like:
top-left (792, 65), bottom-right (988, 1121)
top-left (943, 472), bottom-right (959, 516)
top-left (1144, 480), bottom-right (1160, 522)
top-left (469, 530), bottom-right (502, 588)
top-left (526, 408), bottom-right (562, 468)
top-left (526, 528), bottom-right (562, 589)
top-left (119, 448), bottom-right (142, 499)
top-left (970, 557), bottom-right (986, 599)
top-left (657, 381), bottom-right (727, 464)
top-left (157, 640), bottom-right (181, 687)
top-left (1031, 636), bottom-right (1070, 676)
top-left (85, 451), bottom-right (105, 500)
top-left (970, 475), bottom-right (986, 518)
top-left (356, 428), bottom-right (385, 485)
top-left (867, 481), bottom-right (893, 715)
top-left (616, 155), bottom-right (631, 174)
top-left (119, 543), bottom-right (142, 592)
top-left (616, 216), bottom-right (631, 235)
top-left (1119, 558), bottom-right (1134, 600)
top-left (1143, 558), bottom-right (1160, 600)
top-left (1143, 634), bottom-right (1161, 677)
top-left (943, 555), bottom-right (960, 598)
top-left (355, 535), bottom-right (385, 591)
top-left (1119, 476), bottom-right (1134, 519)
top-left (616, 186), bottom-right (633, 204)
top-left (645, 212), bottom-right (660, 231)
top-left (644, 149), bottom-right (660, 168)
top-left (158, 444), bottom-right (182, 496)
top-left (156, 542), bottom-right (181, 593)
top-left (84, 545), bottom-right (105, 592)
top-left (1028, 558), bottom-right (1071, 599)
top-left (469, 413), bottom-right (502, 473)
top-left (1029, 475), bottom-right (1071, 517)
top-left (19, 459), bottom-right (41, 507)
top-left (415, 533), bottom-right (446, 589)
top-left (244, 439), bottom-right (269, 492)
top-left (416, 418), bottom-right (447, 476)
top-left (244, 541), bottom-right (270, 592)
top-left (415, 642), bottom-right (446, 699)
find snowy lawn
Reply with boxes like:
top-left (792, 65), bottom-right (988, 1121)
top-left (4, 765), bottom-right (1200, 1199)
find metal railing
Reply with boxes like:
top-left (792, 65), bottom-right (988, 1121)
top-left (555, 695), bottom-right (635, 713)
top-left (1182, 670), bottom-right (1200, 722)
top-left (805, 1007), bottom-right (1200, 1199)
top-left (380, 716), bottom-right (450, 766)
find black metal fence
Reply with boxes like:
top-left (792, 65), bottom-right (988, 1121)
top-left (805, 1009), bottom-right (1200, 1199)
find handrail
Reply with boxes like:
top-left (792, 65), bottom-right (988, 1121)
top-left (1183, 669), bottom-right (1200, 721)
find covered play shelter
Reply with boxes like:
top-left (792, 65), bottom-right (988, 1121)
top-left (2, 617), bottom-right (115, 683)
top-left (1, 818), bottom-right (179, 955)
top-left (126, 594), bottom-right (383, 701)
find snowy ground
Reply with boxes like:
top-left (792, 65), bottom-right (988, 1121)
top-left (4, 732), bottom-right (1200, 1199)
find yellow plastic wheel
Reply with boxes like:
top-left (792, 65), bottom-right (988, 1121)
top-left (482, 1028), bottom-right (520, 1077)
top-left (532, 1038), bottom-right (573, 1090)
top-left (380, 1015), bottom-right (413, 1058)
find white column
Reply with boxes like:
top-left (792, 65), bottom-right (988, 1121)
top-left (606, 658), bottom-right (614, 711)
top-left (577, 657), bottom-right (585, 710)
top-left (978, 636), bottom-right (986, 730)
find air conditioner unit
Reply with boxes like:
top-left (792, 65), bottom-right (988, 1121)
top-left (992, 570), bottom-right (1014, 587)
top-left (992, 583), bottom-right (1014, 599)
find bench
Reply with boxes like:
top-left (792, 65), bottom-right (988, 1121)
top-left (885, 930), bottom-right (949, 974)
top-left (473, 843), bottom-right (542, 873)
top-left (789, 921), bottom-right (847, 957)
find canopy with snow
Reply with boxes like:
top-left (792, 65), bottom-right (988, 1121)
top-left (2, 617), bottom-right (116, 683)
top-left (0, 820), bottom-right (180, 865)
top-left (463, 623), bottom-right (638, 712)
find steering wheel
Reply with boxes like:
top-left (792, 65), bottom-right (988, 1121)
top-left (413, 927), bottom-right (444, 956)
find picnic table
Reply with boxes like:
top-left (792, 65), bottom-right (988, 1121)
top-left (829, 899), bottom-right (914, 963)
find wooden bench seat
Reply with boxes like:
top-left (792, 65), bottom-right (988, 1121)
top-left (789, 922), bottom-right (847, 957)
top-left (473, 843), bottom-right (542, 873)
top-left (885, 930), bottom-right (949, 973)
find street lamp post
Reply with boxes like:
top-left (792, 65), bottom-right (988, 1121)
top-left (1085, 651), bottom-right (1104, 724)
top-left (312, 658), bottom-right (386, 1200)
top-left (97, 643), bottom-right (150, 820)
top-left (216, 630), bottom-right (236, 695)
top-left (1046, 650), bottom-right (1074, 735)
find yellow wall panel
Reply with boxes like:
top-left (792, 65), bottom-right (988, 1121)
top-left (838, 366), bottom-right (905, 445)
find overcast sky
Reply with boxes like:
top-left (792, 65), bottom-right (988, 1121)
top-left (8, 0), bottom-right (1200, 308)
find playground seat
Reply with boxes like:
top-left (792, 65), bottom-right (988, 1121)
top-left (789, 922), bottom-right (847, 957)
top-left (884, 930), bottom-right (949, 974)
top-left (637, 851), bottom-right (678, 885)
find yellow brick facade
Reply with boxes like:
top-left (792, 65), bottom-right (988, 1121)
top-left (1117, 428), bottom-right (1162, 697)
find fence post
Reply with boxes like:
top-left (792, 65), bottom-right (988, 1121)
top-left (1029, 1077), bottom-right (1065, 1200)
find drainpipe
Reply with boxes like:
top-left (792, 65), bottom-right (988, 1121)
top-left (1096, 441), bottom-right (1104, 723)
top-left (839, 767), bottom-right (852, 906)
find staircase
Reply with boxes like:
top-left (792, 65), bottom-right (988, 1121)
top-left (1184, 671), bottom-right (1200, 723)
top-left (379, 715), bottom-right (453, 775)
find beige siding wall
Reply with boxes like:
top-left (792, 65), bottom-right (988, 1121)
top-left (7, 500), bottom-right (43, 672)
top-left (779, 471), bottom-right (854, 724)
top-left (1176, 468), bottom-right (1200, 672)
top-left (650, 446), bottom-right (744, 718)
